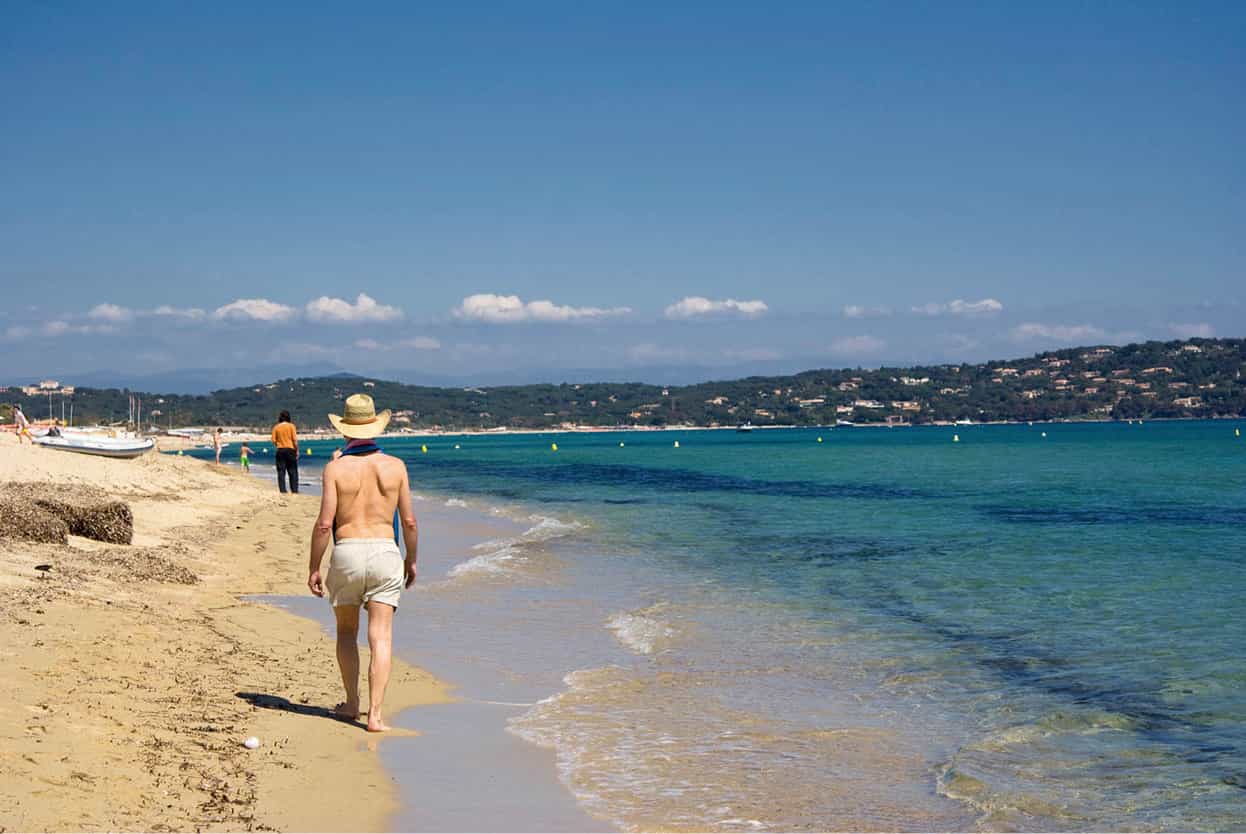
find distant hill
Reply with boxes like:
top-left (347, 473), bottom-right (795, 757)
top-left (5, 338), bottom-right (1243, 430)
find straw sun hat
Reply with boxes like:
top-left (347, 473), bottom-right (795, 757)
top-left (328, 393), bottom-right (392, 439)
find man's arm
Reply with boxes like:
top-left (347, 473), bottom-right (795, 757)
top-left (398, 467), bottom-right (418, 588)
top-left (307, 464), bottom-right (338, 596)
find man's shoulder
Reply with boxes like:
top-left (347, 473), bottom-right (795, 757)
top-left (376, 451), bottom-right (407, 472)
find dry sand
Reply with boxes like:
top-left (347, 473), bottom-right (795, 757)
top-left (0, 434), bottom-right (450, 832)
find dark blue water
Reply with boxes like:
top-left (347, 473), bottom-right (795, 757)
top-left (196, 421), bottom-right (1246, 831)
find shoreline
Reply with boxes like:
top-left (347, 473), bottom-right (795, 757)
top-left (149, 414), bottom-right (1241, 451)
top-left (171, 445), bottom-right (615, 831)
top-left (0, 435), bottom-right (451, 831)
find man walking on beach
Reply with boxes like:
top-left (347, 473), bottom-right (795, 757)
top-left (307, 394), bottom-right (417, 732)
top-left (271, 410), bottom-right (299, 493)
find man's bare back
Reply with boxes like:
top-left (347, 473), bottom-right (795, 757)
top-left (326, 452), bottom-right (410, 539)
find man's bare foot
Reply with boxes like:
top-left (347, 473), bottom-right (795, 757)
top-left (366, 716), bottom-right (391, 733)
top-left (333, 701), bottom-right (360, 720)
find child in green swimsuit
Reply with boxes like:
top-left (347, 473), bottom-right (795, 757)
top-left (239, 443), bottom-right (253, 472)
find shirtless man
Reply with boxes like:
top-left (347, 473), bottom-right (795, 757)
top-left (307, 394), bottom-right (417, 732)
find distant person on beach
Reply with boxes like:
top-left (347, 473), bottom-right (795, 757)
top-left (213, 427), bottom-right (224, 464)
top-left (13, 404), bottom-right (32, 444)
top-left (307, 393), bottom-right (418, 733)
top-left (239, 442), bottom-right (252, 472)
top-left (271, 411), bottom-right (299, 493)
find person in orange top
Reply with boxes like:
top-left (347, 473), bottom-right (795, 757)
top-left (271, 410), bottom-right (300, 493)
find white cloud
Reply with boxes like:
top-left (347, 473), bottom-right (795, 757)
top-left (664, 296), bottom-right (768, 319)
top-left (213, 298), bottom-right (297, 322)
top-left (830, 335), bottom-right (886, 356)
top-left (843, 304), bottom-right (892, 319)
top-left (401, 336), bottom-right (440, 350)
top-left (912, 298), bottom-right (1004, 316)
top-left (306, 293), bottom-right (403, 323)
top-left (40, 320), bottom-right (117, 337)
top-left (1168, 322), bottom-right (1214, 339)
top-left (353, 335), bottom-right (441, 352)
top-left (1010, 323), bottom-right (1106, 343)
top-left (151, 305), bottom-right (207, 319)
top-left (455, 293), bottom-right (631, 323)
top-left (88, 303), bottom-right (134, 322)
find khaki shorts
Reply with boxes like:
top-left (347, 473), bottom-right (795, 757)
top-left (326, 538), bottom-right (403, 609)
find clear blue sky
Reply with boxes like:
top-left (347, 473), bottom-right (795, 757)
top-left (2, 2), bottom-right (1242, 385)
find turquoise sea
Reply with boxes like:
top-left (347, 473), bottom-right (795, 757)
top-left (214, 420), bottom-right (1246, 831)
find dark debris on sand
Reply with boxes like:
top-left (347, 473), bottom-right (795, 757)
top-left (84, 545), bottom-right (199, 585)
top-left (0, 482), bottom-right (133, 545)
top-left (1, 482), bottom-right (195, 584)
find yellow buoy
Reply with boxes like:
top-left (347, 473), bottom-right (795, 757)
top-left (673, 440), bottom-right (680, 448)
top-left (177, 450), bottom-right (184, 456)
top-left (1041, 432), bottom-right (1047, 438)
top-left (817, 436), bottom-right (823, 443)
top-left (551, 442), bottom-right (558, 451)
top-left (1236, 428), bottom-right (1241, 437)
top-left (619, 441), bottom-right (625, 447)
top-left (421, 444), bottom-right (428, 453)
top-left (953, 434), bottom-right (960, 443)
top-left (306, 449), bottom-right (312, 456)
top-left (454, 443), bottom-right (461, 449)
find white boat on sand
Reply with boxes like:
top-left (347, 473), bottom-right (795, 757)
top-left (35, 433), bottom-right (155, 459)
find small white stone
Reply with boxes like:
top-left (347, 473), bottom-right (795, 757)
top-left (243, 736), bottom-right (260, 749)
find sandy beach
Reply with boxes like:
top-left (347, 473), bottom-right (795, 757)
top-left (0, 434), bottom-right (450, 832)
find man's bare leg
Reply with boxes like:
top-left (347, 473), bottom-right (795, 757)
top-left (333, 605), bottom-right (361, 719)
top-left (365, 601), bottom-right (395, 732)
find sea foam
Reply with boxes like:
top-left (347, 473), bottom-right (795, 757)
top-left (607, 609), bottom-right (675, 656)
